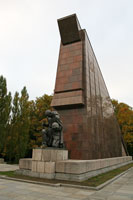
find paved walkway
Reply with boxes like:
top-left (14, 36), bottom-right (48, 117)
top-left (0, 165), bottom-right (133, 200)
top-left (0, 164), bottom-right (19, 171)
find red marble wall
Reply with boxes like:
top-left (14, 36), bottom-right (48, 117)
top-left (51, 16), bottom-right (123, 160)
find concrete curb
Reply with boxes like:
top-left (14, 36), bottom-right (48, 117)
top-left (0, 167), bottom-right (132, 191)
top-left (0, 175), bottom-right (61, 187)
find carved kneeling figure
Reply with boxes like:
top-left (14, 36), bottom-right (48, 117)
top-left (42, 110), bottom-right (63, 148)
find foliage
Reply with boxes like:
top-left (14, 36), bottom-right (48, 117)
top-left (28, 94), bottom-right (52, 155)
top-left (0, 76), bottom-right (12, 157)
top-left (5, 87), bottom-right (31, 163)
top-left (5, 92), bottom-right (20, 162)
top-left (112, 99), bottom-right (133, 156)
top-left (0, 75), bottom-right (52, 163)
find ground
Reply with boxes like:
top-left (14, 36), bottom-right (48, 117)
top-left (0, 164), bottom-right (133, 200)
top-left (0, 164), bottom-right (18, 172)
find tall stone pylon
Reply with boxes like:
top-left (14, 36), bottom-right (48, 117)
top-left (51, 14), bottom-right (127, 159)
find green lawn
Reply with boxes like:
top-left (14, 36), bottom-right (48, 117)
top-left (83, 163), bottom-right (133, 187)
top-left (0, 163), bottom-right (133, 187)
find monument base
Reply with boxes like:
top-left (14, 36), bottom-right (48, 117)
top-left (19, 158), bottom-right (32, 170)
top-left (18, 148), bottom-right (68, 179)
top-left (17, 149), bottom-right (132, 182)
top-left (55, 158), bottom-right (132, 181)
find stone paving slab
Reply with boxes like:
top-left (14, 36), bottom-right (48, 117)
top-left (0, 167), bottom-right (133, 199)
top-left (0, 164), bottom-right (19, 171)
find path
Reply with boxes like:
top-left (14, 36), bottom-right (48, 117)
top-left (0, 164), bottom-right (133, 200)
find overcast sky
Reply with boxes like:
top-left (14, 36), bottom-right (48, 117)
top-left (0, 0), bottom-right (133, 106)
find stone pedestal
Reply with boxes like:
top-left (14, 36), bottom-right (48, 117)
top-left (55, 156), bottom-right (132, 181)
top-left (18, 150), bottom-right (132, 181)
top-left (19, 148), bottom-right (68, 179)
top-left (31, 148), bottom-right (68, 175)
top-left (32, 148), bottom-right (68, 162)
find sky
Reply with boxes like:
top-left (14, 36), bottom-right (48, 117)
top-left (0, 0), bottom-right (133, 106)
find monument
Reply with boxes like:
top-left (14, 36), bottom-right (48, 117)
top-left (17, 14), bottom-right (132, 182)
top-left (51, 14), bottom-right (128, 160)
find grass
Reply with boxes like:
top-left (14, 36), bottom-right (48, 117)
top-left (83, 163), bottom-right (133, 187)
top-left (0, 171), bottom-right (15, 177)
top-left (0, 163), bottom-right (133, 187)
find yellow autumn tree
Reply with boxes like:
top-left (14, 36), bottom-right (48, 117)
top-left (112, 99), bottom-right (133, 156)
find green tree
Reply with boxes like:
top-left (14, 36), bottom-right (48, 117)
top-left (5, 92), bottom-right (20, 162)
top-left (0, 76), bottom-right (11, 157)
top-left (0, 75), bottom-right (53, 162)
top-left (17, 87), bottom-right (30, 161)
top-left (29, 94), bottom-right (52, 150)
top-left (6, 87), bottom-right (30, 163)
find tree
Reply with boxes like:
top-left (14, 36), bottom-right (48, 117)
top-left (5, 92), bottom-right (19, 162)
top-left (17, 87), bottom-right (30, 161)
top-left (0, 76), bottom-right (11, 157)
top-left (0, 74), bottom-right (53, 162)
top-left (29, 94), bottom-right (52, 151)
top-left (6, 87), bottom-right (30, 162)
top-left (112, 99), bottom-right (133, 156)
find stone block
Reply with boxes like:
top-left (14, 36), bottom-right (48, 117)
top-left (45, 162), bottom-right (55, 173)
top-left (51, 149), bottom-right (68, 161)
top-left (40, 173), bottom-right (55, 179)
top-left (56, 150), bottom-right (63, 161)
top-left (56, 157), bottom-right (133, 175)
top-left (32, 161), bottom-right (37, 172)
top-left (104, 159), bottom-right (109, 167)
top-left (100, 159), bottom-right (108, 168)
top-left (66, 161), bottom-right (87, 174)
top-left (124, 156), bottom-right (127, 162)
top-left (56, 160), bottom-right (87, 174)
top-left (32, 148), bottom-right (42, 161)
top-left (128, 156), bottom-right (132, 161)
top-left (56, 161), bottom-right (65, 173)
top-left (57, 150), bottom-right (68, 161)
top-left (55, 173), bottom-right (71, 181)
top-left (86, 160), bottom-right (100, 171)
top-left (108, 158), bottom-right (114, 166)
top-left (30, 171), bottom-right (40, 178)
top-left (41, 149), bottom-right (68, 162)
top-left (19, 158), bottom-right (32, 170)
top-left (42, 149), bottom-right (51, 162)
top-left (112, 158), bottom-right (118, 165)
top-left (51, 150), bottom-right (57, 162)
top-left (22, 169), bottom-right (31, 176)
top-left (37, 161), bottom-right (45, 173)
